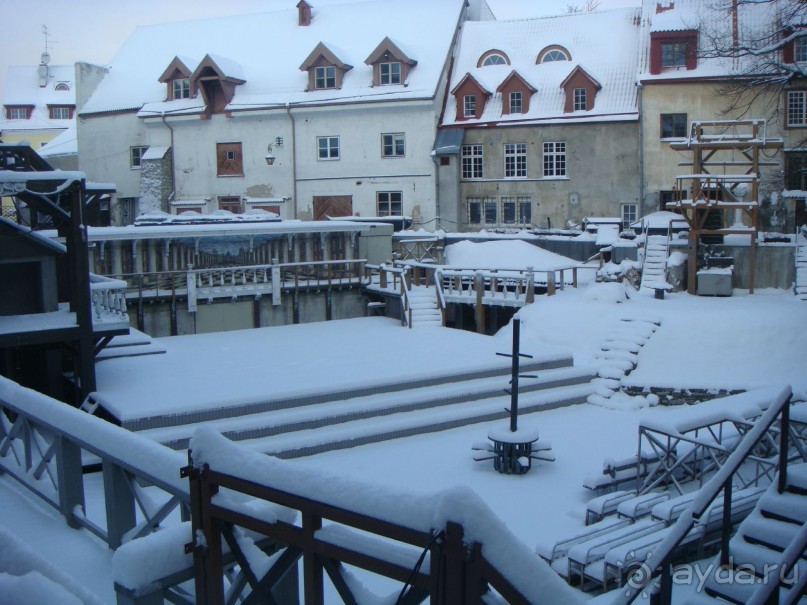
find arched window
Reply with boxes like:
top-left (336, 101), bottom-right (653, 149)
top-left (477, 50), bottom-right (510, 68)
top-left (538, 46), bottom-right (571, 63)
top-left (54, 82), bottom-right (70, 91)
top-left (482, 54), bottom-right (507, 66)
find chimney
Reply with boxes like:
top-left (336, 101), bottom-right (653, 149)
top-left (656, 2), bottom-right (674, 14)
top-left (297, 0), bottom-right (313, 26)
top-left (38, 51), bottom-right (51, 88)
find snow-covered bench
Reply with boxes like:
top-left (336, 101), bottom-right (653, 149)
top-left (535, 516), bottom-right (630, 575)
top-left (616, 491), bottom-right (671, 521)
top-left (583, 451), bottom-right (661, 494)
top-left (650, 491), bottom-right (697, 524)
top-left (566, 518), bottom-right (666, 587)
top-left (585, 490), bottom-right (637, 525)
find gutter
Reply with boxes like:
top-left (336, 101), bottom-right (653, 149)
top-left (637, 83), bottom-right (644, 220)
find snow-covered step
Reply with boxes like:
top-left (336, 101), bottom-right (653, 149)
top-left (243, 381), bottom-right (597, 458)
top-left (640, 235), bottom-right (671, 291)
top-left (138, 365), bottom-right (597, 450)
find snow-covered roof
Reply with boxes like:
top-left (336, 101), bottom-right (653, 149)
top-left (442, 8), bottom-right (641, 126)
top-left (80, 0), bottom-right (465, 117)
top-left (638, 0), bottom-right (781, 81)
top-left (0, 64), bottom-right (75, 132)
top-left (37, 124), bottom-right (77, 158)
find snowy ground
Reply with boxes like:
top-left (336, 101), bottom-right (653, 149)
top-left (1, 279), bottom-right (806, 603)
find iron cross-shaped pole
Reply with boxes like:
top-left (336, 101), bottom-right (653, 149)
top-left (496, 319), bottom-right (536, 432)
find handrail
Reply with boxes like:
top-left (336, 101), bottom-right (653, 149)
top-left (613, 385), bottom-right (793, 605)
top-left (398, 265), bottom-right (413, 328)
top-left (745, 518), bottom-right (807, 605)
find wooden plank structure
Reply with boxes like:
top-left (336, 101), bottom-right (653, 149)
top-left (667, 120), bottom-right (783, 294)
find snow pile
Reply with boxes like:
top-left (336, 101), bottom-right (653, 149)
top-left (190, 426), bottom-right (583, 604)
top-left (581, 281), bottom-right (629, 303)
top-left (0, 526), bottom-right (105, 605)
top-left (444, 239), bottom-right (578, 271)
top-left (112, 522), bottom-right (193, 592)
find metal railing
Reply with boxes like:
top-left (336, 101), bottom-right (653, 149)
top-left (612, 385), bottom-right (794, 605)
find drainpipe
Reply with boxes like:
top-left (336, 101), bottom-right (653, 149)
top-left (637, 83), bottom-right (644, 220)
top-left (286, 102), bottom-right (298, 219)
top-left (161, 112), bottom-right (176, 211)
top-left (431, 153), bottom-right (441, 230)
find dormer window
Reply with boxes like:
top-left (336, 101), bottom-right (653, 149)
top-left (649, 30), bottom-right (698, 74)
top-left (365, 37), bottom-right (417, 87)
top-left (315, 66), bottom-right (336, 89)
top-left (464, 95), bottom-right (476, 118)
top-left (379, 62), bottom-right (401, 85)
top-left (573, 88), bottom-right (587, 111)
top-left (54, 82), bottom-right (70, 91)
top-left (478, 50), bottom-right (510, 67)
top-left (560, 66), bottom-right (600, 113)
top-left (189, 54), bottom-right (246, 115)
top-left (796, 37), bottom-right (807, 62)
top-left (48, 105), bottom-right (74, 119)
top-left (538, 46), bottom-right (571, 63)
top-left (301, 43), bottom-right (352, 91)
top-left (496, 70), bottom-right (536, 116)
top-left (451, 74), bottom-right (490, 121)
top-left (172, 78), bottom-right (191, 99)
top-left (5, 106), bottom-right (32, 120)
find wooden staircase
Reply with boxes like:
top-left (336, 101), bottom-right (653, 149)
top-left (640, 235), bottom-right (670, 291)
top-left (407, 285), bottom-right (443, 327)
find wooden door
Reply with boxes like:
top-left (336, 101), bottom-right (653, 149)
top-left (312, 196), bottom-right (352, 221)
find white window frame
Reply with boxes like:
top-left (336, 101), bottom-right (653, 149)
top-left (509, 91), bottom-right (523, 114)
top-left (543, 141), bottom-right (566, 177)
top-left (621, 203), bottom-right (638, 229)
top-left (50, 107), bottom-right (70, 120)
top-left (541, 49), bottom-right (569, 63)
top-left (315, 66), bottom-right (336, 89)
top-left (463, 95), bottom-right (476, 118)
top-left (317, 136), bottom-right (340, 160)
top-left (8, 107), bottom-right (29, 120)
top-left (573, 88), bottom-right (587, 111)
top-left (130, 146), bottom-right (149, 170)
top-left (173, 78), bottom-right (190, 99)
top-left (796, 37), bottom-right (807, 62)
top-left (482, 54), bottom-right (507, 66)
top-left (379, 62), bottom-right (401, 85)
top-left (504, 143), bottom-right (527, 179)
top-left (377, 191), bottom-right (402, 216)
top-left (461, 144), bottom-right (484, 179)
top-left (788, 91), bottom-right (807, 127)
top-left (381, 133), bottom-right (405, 158)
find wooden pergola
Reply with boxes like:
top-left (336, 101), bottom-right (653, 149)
top-left (667, 120), bottom-right (783, 294)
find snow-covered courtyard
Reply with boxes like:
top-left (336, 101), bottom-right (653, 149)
top-left (1, 278), bottom-right (806, 603)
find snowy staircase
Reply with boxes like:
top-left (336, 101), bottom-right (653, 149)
top-left (127, 357), bottom-right (597, 458)
top-left (640, 235), bottom-right (670, 291)
top-left (683, 463), bottom-right (807, 604)
top-left (406, 285), bottom-right (442, 327)
top-left (796, 235), bottom-right (807, 301)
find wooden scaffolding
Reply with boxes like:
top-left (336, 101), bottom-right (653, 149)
top-left (666, 119), bottom-right (783, 294)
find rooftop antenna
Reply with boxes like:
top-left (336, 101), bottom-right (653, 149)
top-left (38, 26), bottom-right (51, 87)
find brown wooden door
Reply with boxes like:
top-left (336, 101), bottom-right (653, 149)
top-left (313, 196), bottom-right (352, 221)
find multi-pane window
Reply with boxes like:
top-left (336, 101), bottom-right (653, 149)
top-left (659, 190), bottom-right (677, 210)
top-left (504, 143), bottom-right (527, 178)
top-left (573, 88), bottom-right (587, 111)
top-left (377, 191), bottom-right (402, 216)
top-left (509, 91), bottom-right (523, 114)
top-left (173, 78), bottom-right (190, 99)
top-left (6, 106), bottom-right (30, 119)
top-left (49, 106), bottom-right (71, 119)
top-left (621, 203), bottom-right (638, 229)
top-left (461, 144), bottom-right (483, 179)
top-left (661, 41), bottom-right (688, 67)
top-left (463, 94), bottom-right (476, 118)
top-left (796, 37), bottom-right (807, 62)
top-left (315, 66), bottom-right (336, 89)
top-left (467, 197), bottom-right (497, 225)
top-left (543, 141), bottom-right (566, 177)
top-left (130, 146), bottom-right (149, 169)
top-left (502, 196), bottom-right (532, 224)
top-left (218, 196), bottom-right (242, 214)
top-left (785, 153), bottom-right (807, 190)
top-left (660, 113), bottom-right (688, 138)
top-left (788, 91), bottom-right (807, 126)
top-left (541, 49), bottom-right (568, 62)
top-left (381, 133), bottom-right (405, 157)
top-left (482, 54), bottom-right (507, 66)
top-left (379, 62), bottom-right (401, 85)
top-left (317, 136), bottom-right (340, 160)
top-left (216, 142), bottom-right (243, 176)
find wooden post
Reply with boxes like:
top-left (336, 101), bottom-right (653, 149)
top-left (302, 511), bottom-right (324, 605)
top-left (56, 436), bottom-right (85, 529)
top-left (779, 399), bottom-right (791, 494)
top-left (547, 271), bottom-right (556, 296)
top-left (103, 461), bottom-right (136, 549)
top-left (443, 522), bottom-right (466, 605)
top-left (474, 272), bottom-right (485, 334)
top-left (687, 230), bottom-right (698, 295)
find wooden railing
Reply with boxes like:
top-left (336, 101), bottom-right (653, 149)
top-left (187, 428), bottom-right (582, 605)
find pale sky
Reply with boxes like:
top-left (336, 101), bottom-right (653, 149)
top-left (0, 0), bottom-right (641, 100)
